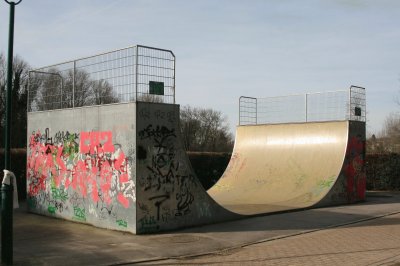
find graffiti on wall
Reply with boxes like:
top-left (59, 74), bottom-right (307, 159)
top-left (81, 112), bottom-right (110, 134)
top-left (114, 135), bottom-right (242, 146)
top-left (344, 136), bottom-right (366, 202)
top-left (27, 128), bottom-right (135, 227)
top-left (137, 107), bottom-right (196, 232)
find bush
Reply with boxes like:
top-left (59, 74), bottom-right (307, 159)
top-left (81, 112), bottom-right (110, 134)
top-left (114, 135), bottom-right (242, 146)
top-left (366, 153), bottom-right (400, 191)
top-left (187, 152), bottom-right (231, 190)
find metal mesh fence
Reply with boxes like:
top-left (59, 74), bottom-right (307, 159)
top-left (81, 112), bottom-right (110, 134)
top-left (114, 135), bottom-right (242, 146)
top-left (28, 45), bottom-right (175, 112)
top-left (239, 86), bottom-right (366, 125)
top-left (349, 86), bottom-right (366, 122)
top-left (239, 97), bottom-right (257, 125)
top-left (258, 94), bottom-right (306, 124)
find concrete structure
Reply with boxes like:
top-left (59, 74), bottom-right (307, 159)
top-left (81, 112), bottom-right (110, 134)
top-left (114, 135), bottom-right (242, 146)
top-left (27, 101), bottom-right (366, 234)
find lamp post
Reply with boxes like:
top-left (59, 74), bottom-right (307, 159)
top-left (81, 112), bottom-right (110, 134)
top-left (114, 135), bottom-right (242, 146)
top-left (2, 0), bottom-right (22, 264)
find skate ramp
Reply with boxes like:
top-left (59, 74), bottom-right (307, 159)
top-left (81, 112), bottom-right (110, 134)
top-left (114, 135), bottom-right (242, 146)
top-left (208, 121), bottom-right (362, 215)
top-left (27, 102), bottom-right (365, 234)
top-left (136, 103), bottom-right (365, 233)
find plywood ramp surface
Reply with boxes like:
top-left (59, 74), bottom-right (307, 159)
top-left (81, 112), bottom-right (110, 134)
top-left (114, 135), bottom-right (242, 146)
top-left (208, 121), bottom-right (349, 215)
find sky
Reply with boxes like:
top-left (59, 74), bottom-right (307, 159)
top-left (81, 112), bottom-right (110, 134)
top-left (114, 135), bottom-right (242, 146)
top-left (1, 0), bottom-right (400, 136)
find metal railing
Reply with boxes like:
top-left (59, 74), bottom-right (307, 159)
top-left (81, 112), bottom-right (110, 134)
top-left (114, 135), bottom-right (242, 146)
top-left (239, 86), bottom-right (366, 125)
top-left (28, 45), bottom-right (176, 112)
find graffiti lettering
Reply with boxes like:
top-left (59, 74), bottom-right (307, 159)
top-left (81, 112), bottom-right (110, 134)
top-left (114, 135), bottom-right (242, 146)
top-left (149, 194), bottom-right (170, 220)
top-left (27, 128), bottom-right (135, 228)
top-left (138, 121), bottom-right (195, 232)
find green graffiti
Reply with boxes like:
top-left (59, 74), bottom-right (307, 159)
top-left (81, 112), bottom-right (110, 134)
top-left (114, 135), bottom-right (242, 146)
top-left (139, 216), bottom-right (157, 227)
top-left (27, 197), bottom-right (37, 209)
top-left (138, 216), bottom-right (159, 233)
top-left (318, 176), bottom-right (335, 188)
top-left (48, 206), bottom-right (56, 214)
top-left (116, 219), bottom-right (128, 227)
top-left (62, 134), bottom-right (79, 160)
top-left (73, 207), bottom-right (86, 221)
top-left (51, 187), bottom-right (68, 202)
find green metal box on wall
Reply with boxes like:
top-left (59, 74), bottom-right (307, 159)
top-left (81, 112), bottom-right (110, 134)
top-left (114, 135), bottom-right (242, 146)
top-left (149, 81), bottom-right (164, 95)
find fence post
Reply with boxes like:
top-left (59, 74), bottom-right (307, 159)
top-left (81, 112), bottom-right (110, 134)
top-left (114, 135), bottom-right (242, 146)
top-left (305, 93), bottom-right (308, 122)
top-left (255, 98), bottom-right (258, 125)
top-left (348, 87), bottom-right (352, 120)
top-left (60, 77), bottom-right (62, 109)
top-left (135, 46), bottom-right (139, 101)
top-left (173, 56), bottom-right (176, 104)
top-left (72, 60), bottom-right (76, 108)
top-left (27, 71), bottom-right (30, 112)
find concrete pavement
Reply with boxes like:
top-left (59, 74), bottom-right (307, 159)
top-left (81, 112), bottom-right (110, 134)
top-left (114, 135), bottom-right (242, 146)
top-left (2, 191), bottom-right (400, 265)
top-left (148, 211), bottom-right (400, 266)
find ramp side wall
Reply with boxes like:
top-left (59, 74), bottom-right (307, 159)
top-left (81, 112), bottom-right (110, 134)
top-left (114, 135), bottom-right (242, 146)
top-left (27, 103), bottom-right (137, 233)
top-left (135, 102), bottom-right (238, 234)
top-left (316, 121), bottom-right (366, 206)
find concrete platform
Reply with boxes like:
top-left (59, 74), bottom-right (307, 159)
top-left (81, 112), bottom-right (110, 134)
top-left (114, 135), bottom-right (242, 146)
top-left (3, 191), bottom-right (400, 265)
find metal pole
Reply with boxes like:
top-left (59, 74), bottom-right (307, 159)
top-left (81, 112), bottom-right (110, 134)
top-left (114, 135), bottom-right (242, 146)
top-left (27, 71), bottom-right (30, 112)
top-left (348, 86), bottom-right (352, 120)
top-left (255, 98), bottom-right (258, 125)
top-left (2, 1), bottom-right (22, 264)
top-left (173, 56), bottom-right (176, 104)
top-left (305, 93), bottom-right (308, 122)
top-left (238, 97), bottom-right (241, 125)
top-left (60, 78), bottom-right (64, 109)
top-left (135, 46), bottom-right (139, 101)
top-left (4, 1), bottom-right (15, 175)
top-left (73, 61), bottom-right (76, 108)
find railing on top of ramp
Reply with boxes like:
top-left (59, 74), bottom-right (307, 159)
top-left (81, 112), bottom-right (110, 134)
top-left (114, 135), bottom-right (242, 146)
top-left (239, 86), bottom-right (366, 125)
top-left (28, 45), bottom-right (176, 112)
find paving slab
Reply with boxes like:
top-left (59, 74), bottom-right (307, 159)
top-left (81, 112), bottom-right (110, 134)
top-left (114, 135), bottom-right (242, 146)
top-left (148, 207), bottom-right (400, 265)
top-left (1, 191), bottom-right (399, 265)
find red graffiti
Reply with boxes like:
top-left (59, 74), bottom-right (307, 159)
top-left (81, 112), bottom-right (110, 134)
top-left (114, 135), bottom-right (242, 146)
top-left (80, 131), bottom-right (114, 154)
top-left (27, 129), bottom-right (135, 209)
top-left (345, 136), bottom-right (366, 202)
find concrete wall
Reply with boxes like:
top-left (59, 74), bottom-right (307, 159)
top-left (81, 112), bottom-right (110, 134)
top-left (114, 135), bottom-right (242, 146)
top-left (135, 102), bottom-right (237, 234)
top-left (317, 121), bottom-right (366, 206)
top-left (27, 103), bottom-right (137, 233)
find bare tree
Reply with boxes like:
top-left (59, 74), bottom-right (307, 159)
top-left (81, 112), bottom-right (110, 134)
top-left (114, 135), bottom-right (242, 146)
top-left (31, 69), bottom-right (120, 110)
top-left (137, 93), bottom-right (164, 103)
top-left (91, 79), bottom-right (118, 105)
top-left (180, 105), bottom-right (234, 152)
top-left (0, 53), bottom-right (30, 148)
top-left (375, 112), bottom-right (400, 154)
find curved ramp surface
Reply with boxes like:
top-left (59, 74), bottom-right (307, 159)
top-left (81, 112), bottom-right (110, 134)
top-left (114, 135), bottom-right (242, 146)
top-left (208, 122), bottom-right (352, 215)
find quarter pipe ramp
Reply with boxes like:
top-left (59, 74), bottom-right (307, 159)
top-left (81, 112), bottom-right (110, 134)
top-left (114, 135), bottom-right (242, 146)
top-left (27, 102), bottom-right (366, 234)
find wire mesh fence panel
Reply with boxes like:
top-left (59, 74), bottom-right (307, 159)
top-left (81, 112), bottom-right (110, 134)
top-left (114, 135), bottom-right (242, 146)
top-left (349, 86), bottom-right (366, 122)
top-left (306, 90), bottom-right (348, 122)
top-left (28, 45), bottom-right (175, 112)
top-left (239, 97), bottom-right (257, 125)
top-left (257, 94), bottom-right (306, 124)
top-left (28, 62), bottom-right (74, 111)
top-left (239, 86), bottom-right (365, 125)
top-left (136, 46), bottom-right (175, 104)
top-left (74, 47), bottom-right (136, 106)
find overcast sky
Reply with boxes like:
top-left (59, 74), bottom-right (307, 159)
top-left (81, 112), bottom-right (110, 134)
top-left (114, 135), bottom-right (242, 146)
top-left (1, 0), bottom-right (400, 135)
